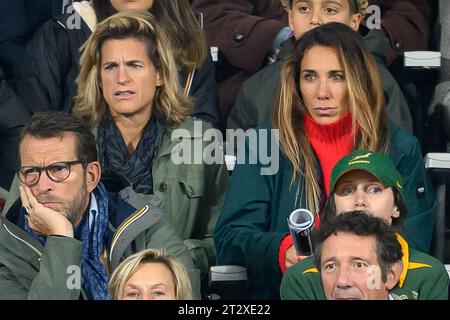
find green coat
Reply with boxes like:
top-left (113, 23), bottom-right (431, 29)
top-left (215, 122), bottom-right (436, 299)
top-left (4, 117), bottom-right (230, 277)
top-left (98, 117), bottom-right (229, 277)
top-left (227, 29), bottom-right (412, 133)
top-left (147, 117), bottom-right (229, 276)
top-left (0, 192), bottom-right (201, 299)
top-left (280, 235), bottom-right (449, 300)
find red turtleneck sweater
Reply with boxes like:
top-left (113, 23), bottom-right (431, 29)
top-left (304, 111), bottom-right (355, 197)
top-left (278, 112), bottom-right (356, 274)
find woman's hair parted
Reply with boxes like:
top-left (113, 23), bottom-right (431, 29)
top-left (273, 22), bottom-right (389, 214)
top-left (108, 248), bottom-right (193, 300)
top-left (91, 0), bottom-right (207, 71)
top-left (74, 10), bottom-right (191, 128)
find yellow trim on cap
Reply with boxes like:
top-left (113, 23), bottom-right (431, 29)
top-left (301, 268), bottom-right (319, 275)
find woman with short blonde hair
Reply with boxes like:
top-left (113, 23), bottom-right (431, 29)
top-left (16, 0), bottom-right (219, 128)
top-left (73, 11), bottom-right (229, 279)
top-left (109, 248), bottom-right (193, 300)
top-left (74, 10), bottom-right (191, 128)
top-left (92, 0), bottom-right (208, 72)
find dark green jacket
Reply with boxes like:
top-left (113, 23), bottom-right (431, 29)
top-left (227, 29), bottom-right (412, 133)
top-left (0, 191), bottom-right (201, 300)
top-left (215, 123), bottom-right (436, 299)
top-left (280, 234), bottom-right (449, 300)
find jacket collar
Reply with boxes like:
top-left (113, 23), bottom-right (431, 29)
top-left (108, 197), bottom-right (163, 271)
top-left (72, 0), bottom-right (97, 32)
top-left (395, 233), bottom-right (432, 288)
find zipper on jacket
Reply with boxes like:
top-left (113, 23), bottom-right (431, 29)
top-left (3, 224), bottom-right (42, 257)
top-left (109, 205), bottom-right (149, 264)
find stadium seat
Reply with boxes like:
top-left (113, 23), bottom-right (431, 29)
top-left (425, 153), bottom-right (450, 262)
top-left (206, 265), bottom-right (249, 300)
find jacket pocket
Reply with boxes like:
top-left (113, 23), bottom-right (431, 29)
top-left (178, 176), bottom-right (205, 199)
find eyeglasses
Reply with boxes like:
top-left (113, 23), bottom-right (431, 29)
top-left (17, 160), bottom-right (86, 187)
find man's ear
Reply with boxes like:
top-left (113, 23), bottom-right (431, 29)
top-left (85, 161), bottom-right (101, 193)
top-left (386, 261), bottom-right (403, 290)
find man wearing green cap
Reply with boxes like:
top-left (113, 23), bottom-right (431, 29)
top-left (280, 150), bottom-right (449, 300)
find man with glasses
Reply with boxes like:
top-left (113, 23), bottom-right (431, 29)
top-left (0, 111), bottom-right (199, 300)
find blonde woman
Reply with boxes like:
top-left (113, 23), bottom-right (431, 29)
top-left (215, 23), bottom-right (436, 299)
top-left (74, 10), bottom-right (228, 278)
top-left (109, 248), bottom-right (193, 300)
top-left (16, 0), bottom-right (220, 128)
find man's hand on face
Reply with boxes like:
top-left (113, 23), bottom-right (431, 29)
top-left (20, 185), bottom-right (74, 238)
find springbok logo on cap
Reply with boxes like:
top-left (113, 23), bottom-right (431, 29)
top-left (330, 150), bottom-right (405, 199)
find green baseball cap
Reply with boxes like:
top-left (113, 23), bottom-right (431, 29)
top-left (330, 150), bottom-right (404, 198)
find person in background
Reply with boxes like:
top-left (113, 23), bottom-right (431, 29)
top-left (0, 0), bottom-right (64, 82)
top-left (0, 66), bottom-right (30, 192)
top-left (191, 0), bottom-right (290, 126)
top-left (109, 248), bottom-right (193, 300)
top-left (369, 0), bottom-right (432, 67)
top-left (192, 0), bottom-right (431, 129)
top-left (227, 0), bottom-right (412, 133)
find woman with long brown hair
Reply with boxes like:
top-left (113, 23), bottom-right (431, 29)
top-left (215, 22), bottom-right (436, 300)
